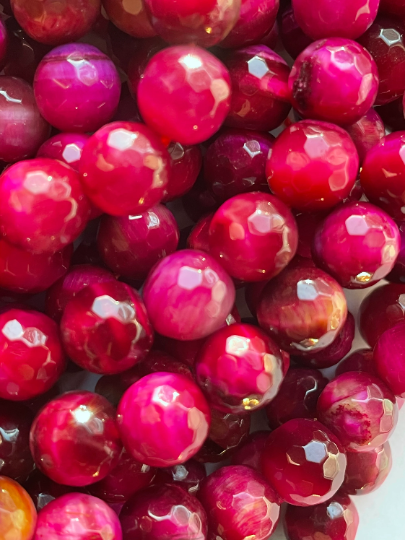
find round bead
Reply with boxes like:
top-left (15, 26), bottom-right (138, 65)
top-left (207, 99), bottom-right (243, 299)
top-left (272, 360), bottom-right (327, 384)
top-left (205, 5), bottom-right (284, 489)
top-left (30, 391), bottom-right (122, 486)
top-left (261, 419), bottom-right (347, 506)
top-left (289, 38), bottom-right (379, 125)
top-left (143, 250), bottom-right (235, 341)
top-left (342, 443), bottom-right (392, 496)
top-left (230, 431), bottom-right (269, 471)
top-left (126, 36), bottom-right (165, 97)
top-left (208, 192), bottom-right (298, 282)
top-left (345, 108), bottom-right (385, 164)
top-left (0, 402), bottom-right (34, 481)
top-left (37, 133), bottom-right (89, 172)
top-left (0, 476), bottom-right (37, 540)
top-left (374, 321), bottom-right (405, 397)
top-left (61, 281), bottom-right (153, 375)
top-left (266, 121), bottom-right (359, 211)
top-left (153, 459), bottom-right (206, 495)
top-left (335, 348), bottom-right (376, 377)
top-left (79, 121), bottom-right (169, 216)
top-left (387, 222), bottom-right (405, 282)
top-left (164, 142), bottom-right (202, 201)
top-left (117, 372), bottom-right (211, 467)
top-left (317, 372), bottom-right (398, 452)
top-left (102, 0), bottom-right (156, 38)
top-left (34, 43), bottom-right (121, 133)
top-left (279, 4), bottom-right (313, 59)
top-left (188, 214), bottom-right (213, 253)
top-left (138, 45), bottom-right (231, 145)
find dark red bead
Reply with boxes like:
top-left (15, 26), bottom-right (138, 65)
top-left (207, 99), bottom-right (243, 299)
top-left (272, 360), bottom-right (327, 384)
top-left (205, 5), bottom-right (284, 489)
top-left (182, 175), bottom-right (219, 223)
top-left (187, 214), bottom-right (213, 253)
top-left (376, 97), bottom-right (405, 131)
top-left (153, 459), bottom-right (206, 495)
top-left (230, 430), bottom-right (269, 471)
top-left (374, 321), bottom-right (405, 397)
top-left (346, 108), bottom-right (385, 164)
top-left (127, 37), bottom-right (165, 97)
top-left (387, 222), bottom-right (405, 283)
top-left (295, 212), bottom-right (326, 260)
top-left (103, 0), bottom-right (156, 38)
top-left (164, 142), bottom-right (202, 202)
top-left (342, 443), bottom-right (392, 496)
top-left (380, 0), bottom-right (405, 16)
top-left (279, 4), bottom-right (313, 59)
top-left (335, 348), bottom-right (376, 377)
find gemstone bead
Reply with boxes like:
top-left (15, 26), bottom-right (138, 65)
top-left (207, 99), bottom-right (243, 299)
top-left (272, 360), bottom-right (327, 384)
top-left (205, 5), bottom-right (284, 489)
top-left (37, 133), bottom-right (89, 172)
top-left (317, 372), bottom-right (398, 452)
top-left (289, 38), bottom-right (379, 125)
top-left (30, 391), bottom-right (122, 486)
top-left (188, 214), bottom-right (213, 253)
top-left (102, 0), bottom-right (156, 38)
top-left (387, 222), bottom-right (405, 283)
top-left (335, 348), bottom-right (376, 377)
top-left (345, 108), bottom-right (385, 164)
top-left (208, 192), bottom-right (298, 282)
top-left (164, 142), bottom-right (202, 201)
top-left (279, 4), bottom-right (313, 59)
top-left (266, 121), bottom-right (359, 211)
top-left (153, 459), bottom-right (206, 495)
top-left (34, 43), bottom-right (121, 133)
top-left (343, 443), bottom-right (392, 497)
top-left (374, 322), bottom-right (405, 397)
top-left (230, 431), bottom-right (269, 470)
top-left (0, 476), bottom-right (37, 540)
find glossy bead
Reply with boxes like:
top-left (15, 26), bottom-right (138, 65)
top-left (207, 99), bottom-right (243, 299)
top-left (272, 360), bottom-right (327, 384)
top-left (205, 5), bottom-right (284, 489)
top-left (289, 39), bottom-right (379, 125)
top-left (284, 493), bottom-right (359, 540)
top-left (374, 322), bottom-right (405, 397)
top-left (0, 476), bottom-right (37, 540)
top-left (335, 348), bottom-right (376, 377)
top-left (231, 430), bottom-right (269, 470)
top-left (317, 372), bottom-right (398, 452)
top-left (117, 372), bottom-right (211, 467)
top-left (164, 142), bottom-right (202, 201)
top-left (97, 206), bottom-right (179, 281)
top-left (343, 443), bottom-right (392, 497)
top-left (37, 133), bottom-right (89, 172)
top-left (346, 108), bottom-right (385, 164)
top-left (188, 214), bottom-right (213, 253)
top-left (34, 44), bottom-right (121, 133)
top-left (257, 265), bottom-right (348, 355)
top-left (223, 45), bottom-right (291, 131)
top-left (10, 0), bottom-right (100, 45)
top-left (120, 483), bottom-right (207, 540)
top-left (102, 0), bottom-right (156, 38)
top-left (203, 129), bottom-right (274, 203)
top-left (208, 192), bottom-right (298, 282)
top-left (153, 459), bottom-right (206, 495)
top-left (279, 4), bottom-right (313, 59)
top-left (79, 122), bottom-right (169, 216)
top-left (33, 493), bottom-right (122, 540)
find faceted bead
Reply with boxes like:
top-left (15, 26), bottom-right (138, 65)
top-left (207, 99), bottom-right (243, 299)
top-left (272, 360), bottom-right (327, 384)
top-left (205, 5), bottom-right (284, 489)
top-left (266, 121), bottom-right (359, 211)
top-left (103, 0), bottom-right (156, 38)
top-left (289, 39), bottom-right (379, 125)
top-left (30, 391), bottom-right (122, 486)
top-left (164, 142), bottom-right (202, 201)
top-left (231, 430), bottom-right (269, 471)
top-left (342, 443), bottom-right (392, 496)
top-left (188, 214), bottom-right (213, 253)
top-left (208, 192), bottom-right (298, 282)
top-left (345, 108), bottom-right (385, 164)
top-left (335, 348), bottom-right (376, 377)
top-left (0, 476), bottom-right (37, 540)
top-left (37, 133), bottom-right (89, 172)
top-left (153, 459), bottom-right (206, 495)
top-left (261, 418), bottom-right (347, 506)
top-left (279, 4), bottom-right (313, 59)
top-left (79, 122), bottom-right (169, 216)
top-left (374, 321), bottom-right (405, 397)
top-left (34, 44), bottom-right (121, 133)
top-left (387, 222), bottom-right (405, 283)
top-left (24, 470), bottom-right (82, 512)
top-left (317, 372), bottom-right (398, 452)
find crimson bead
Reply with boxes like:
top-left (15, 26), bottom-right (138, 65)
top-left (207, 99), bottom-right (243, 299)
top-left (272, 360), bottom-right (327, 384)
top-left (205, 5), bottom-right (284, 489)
top-left (153, 459), bottom-right (206, 495)
top-left (140, 350), bottom-right (194, 380)
top-left (231, 430), bottom-right (269, 470)
top-left (346, 108), bottom-right (385, 164)
top-left (30, 391), bottom-right (122, 486)
top-left (374, 322), bottom-right (405, 397)
top-left (279, 4), bottom-right (313, 59)
top-left (343, 443), bottom-right (392, 497)
top-left (164, 142), bottom-right (202, 201)
top-left (37, 133), bottom-right (89, 172)
top-left (102, 0), bottom-right (156, 38)
top-left (0, 476), bottom-right (37, 540)
top-left (335, 348), bottom-right (376, 377)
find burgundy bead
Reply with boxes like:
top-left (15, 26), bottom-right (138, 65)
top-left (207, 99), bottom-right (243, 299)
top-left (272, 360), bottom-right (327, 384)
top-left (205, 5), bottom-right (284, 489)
top-left (374, 321), bottom-right (405, 397)
top-left (279, 4), bottom-right (313, 59)
top-left (37, 133), bottom-right (89, 172)
top-left (0, 18), bottom-right (6, 63)
top-left (295, 212), bottom-right (326, 259)
top-left (97, 206), bottom-right (179, 281)
top-left (164, 142), bottom-right (202, 201)
top-left (313, 202), bottom-right (400, 289)
top-left (380, 0), bottom-right (405, 16)
top-left (387, 222), bottom-right (405, 282)
top-left (120, 484), bottom-right (207, 540)
top-left (34, 43), bottom-right (121, 133)
top-left (257, 265), bottom-right (348, 355)
top-left (342, 443), bottom-right (392, 496)
top-left (231, 430), bottom-right (269, 470)
top-left (377, 97), bottom-right (405, 131)
top-left (188, 214), bottom-right (212, 253)
top-left (24, 470), bottom-right (81, 512)
top-left (261, 418), bottom-right (347, 506)
top-left (127, 37), bottom-right (165, 97)
top-left (346, 108), bottom-right (385, 164)
top-left (30, 391), bottom-right (122, 486)
top-left (153, 459), bottom-right (206, 495)
top-left (182, 175), bottom-right (220, 223)
top-left (103, 0), bottom-right (156, 38)
top-left (223, 45), bottom-right (291, 131)
top-left (140, 350), bottom-right (194, 380)
top-left (284, 493), bottom-right (359, 540)
top-left (111, 84), bottom-right (142, 125)
top-left (317, 372), bottom-right (398, 452)
top-left (259, 21), bottom-right (279, 49)
top-left (336, 348), bottom-right (376, 377)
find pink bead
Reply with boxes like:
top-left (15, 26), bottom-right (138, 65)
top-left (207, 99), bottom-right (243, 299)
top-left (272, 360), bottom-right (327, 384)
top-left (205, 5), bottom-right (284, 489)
top-left (97, 206), bottom-right (179, 281)
top-left (0, 402), bottom-right (34, 481)
top-left (34, 43), bottom-right (121, 133)
top-left (103, 0), bottom-right (156, 38)
top-left (188, 214), bottom-right (213, 253)
top-left (261, 419), bottom-right (347, 506)
top-left (164, 142), bottom-right (202, 201)
top-left (267, 121), bottom-right (359, 211)
top-left (335, 348), bottom-right (376, 377)
top-left (30, 391), bottom-right (122, 486)
top-left (138, 46), bottom-right (232, 145)
top-left (345, 108), bottom-right (385, 164)
top-left (313, 202), bottom-right (400, 289)
top-left (208, 192), bottom-right (298, 282)
top-left (342, 443), bottom-right (392, 496)
top-left (79, 122), bottom-right (169, 216)
top-left (33, 493), bottom-right (122, 540)
top-left (279, 4), bottom-right (313, 59)
top-left (117, 372), bottom-right (211, 467)
top-left (37, 133), bottom-right (89, 172)
top-left (153, 459), bottom-right (206, 495)
top-left (231, 431), bottom-right (269, 471)
top-left (289, 38), bottom-right (379, 125)
top-left (223, 45), bottom-right (291, 131)
top-left (374, 322), bottom-right (405, 397)
top-left (317, 372), bottom-right (398, 452)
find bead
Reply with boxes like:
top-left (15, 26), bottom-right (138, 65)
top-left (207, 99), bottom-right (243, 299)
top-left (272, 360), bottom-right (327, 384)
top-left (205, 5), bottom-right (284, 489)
top-left (267, 121), bottom-right (359, 211)
top-left (117, 372), bottom-right (211, 467)
top-left (0, 476), bottom-right (37, 540)
top-left (342, 443), bottom-right (392, 496)
top-left (374, 322), bottom-right (405, 397)
top-left (153, 459), bottom-right (206, 495)
top-left (188, 214), bottom-right (213, 253)
top-left (335, 348), bottom-right (376, 377)
top-left (387, 222), bottom-right (405, 282)
top-left (30, 391), bottom-right (122, 486)
top-left (317, 372), bottom-right (398, 452)
top-left (79, 122), bottom-right (169, 216)
top-left (279, 4), bottom-right (313, 59)
top-left (345, 108), bottom-right (385, 164)
top-left (231, 430), bottom-right (269, 470)
top-left (257, 265), bottom-right (347, 355)
top-left (289, 39), bottom-right (379, 125)
top-left (102, 0), bottom-right (156, 38)
top-left (259, 20), bottom-right (278, 49)
top-left (127, 36), bottom-right (165, 97)
top-left (24, 470), bottom-right (81, 512)
top-left (37, 133), bottom-right (89, 172)
top-left (295, 212), bottom-right (326, 259)
top-left (182, 175), bottom-right (219, 222)
top-left (34, 43), bottom-right (121, 133)
top-left (208, 192), bottom-right (298, 282)
top-left (0, 18), bottom-right (7, 63)
top-left (164, 142), bottom-right (202, 201)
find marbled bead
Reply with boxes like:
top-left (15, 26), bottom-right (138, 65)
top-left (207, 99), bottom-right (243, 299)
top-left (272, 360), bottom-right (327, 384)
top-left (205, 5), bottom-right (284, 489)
top-left (102, 0), bottom-right (156, 38)
top-left (345, 108), bottom-right (385, 164)
top-left (0, 476), bottom-right (37, 540)
top-left (37, 133), bottom-right (89, 172)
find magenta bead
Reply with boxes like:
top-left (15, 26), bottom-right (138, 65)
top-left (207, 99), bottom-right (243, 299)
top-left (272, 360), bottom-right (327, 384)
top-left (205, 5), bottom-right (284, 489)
top-left (33, 493), bottom-right (122, 540)
top-left (313, 202), bottom-right (400, 289)
top-left (30, 391), bottom-right (122, 486)
top-left (103, 0), bottom-right (156, 38)
top-left (0, 402), bottom-right (34, 481)
top-left (223, 45), bottom-right (291, 131)
top-left (374, 322), bottom-right (405, 397)
top-left (153, 459), bottom-right (206, 495)
top-left (37, 133), bottom-right (89, 172)
top-left (231, 430), bottom-right (269, 471)
top-left (208, 192), bottom-right (298, 282)
top-left (164, 142), bottom-right (202, 201)
top-left (279, 4), bottom-right (313, 59)
top-left (335, 348), bottom-right (376, 377)
top-left (34, 43), bottom-right (121, 133)
top-left (261, 419), bottom-right (347, 506)
top-left (143, 250), bottom-right (235, 340)
top-left (79, 121), bottom-right (169, 216)
top-left (317, 372), bottom-right (398, 452)
top-left (97, 206), bottom-right (179, 281)
top-left (387, 222), bottom-right (405, 282)
top-left (117, 372), bottom-right (211, 467)
top-left (346, 108), bottom-right (385, 164)
top-left (188, 214), bottom-right (213, 253)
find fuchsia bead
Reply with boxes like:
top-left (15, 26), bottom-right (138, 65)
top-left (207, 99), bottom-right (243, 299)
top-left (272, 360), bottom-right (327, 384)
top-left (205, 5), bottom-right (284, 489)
top-left (79, 122), bottom-right (170, 216)
top-left (346, 108), bottom-right (385, 164)
top-left (223, 45), bottom-right (291, 131)
top-left (138, 46), bottom-right (232, 145)
top-left (374, 322), bottom-right (405, 397)
top-left (279, 4), bottom-right (313, 59)
top-left (342, 443), bottom-right (392, 496)
top-left (231, 430), bottom-right (269, 470)
top-left (153, 459), bottom-right (206, 495)
top-left (261, 418), bottom-right (347, 506)
top-left (37, 133), bottom-right (89, 172)
top-left (0, 402), bottom-right (34, 481)
top-left (117, 372), bottom-right (211, 467)
top-left (208, 192), bottom-right (298, 282)
top-left (164, 142), bottom-right (202, 201)
top-left (34, 43), bottom-right (121, 133)
top-left (103, 0), bottom-right (156, 38)
top-left (188, 214), bottom-right (213, 253)
top-left (313, 202), bottom-right (400, 289)
top-left (97, 206), bottom-right (179, 281)
top-left (33, 493), bottom-right (122, 540)
top-left (289, 39), bottom-right (379, 125)
top-left (317, 372), bottom-right (398, 452)
top-left (30, 391), bottom-right (122, 487)
top-left (335, 348), bottom-right (376, 377)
